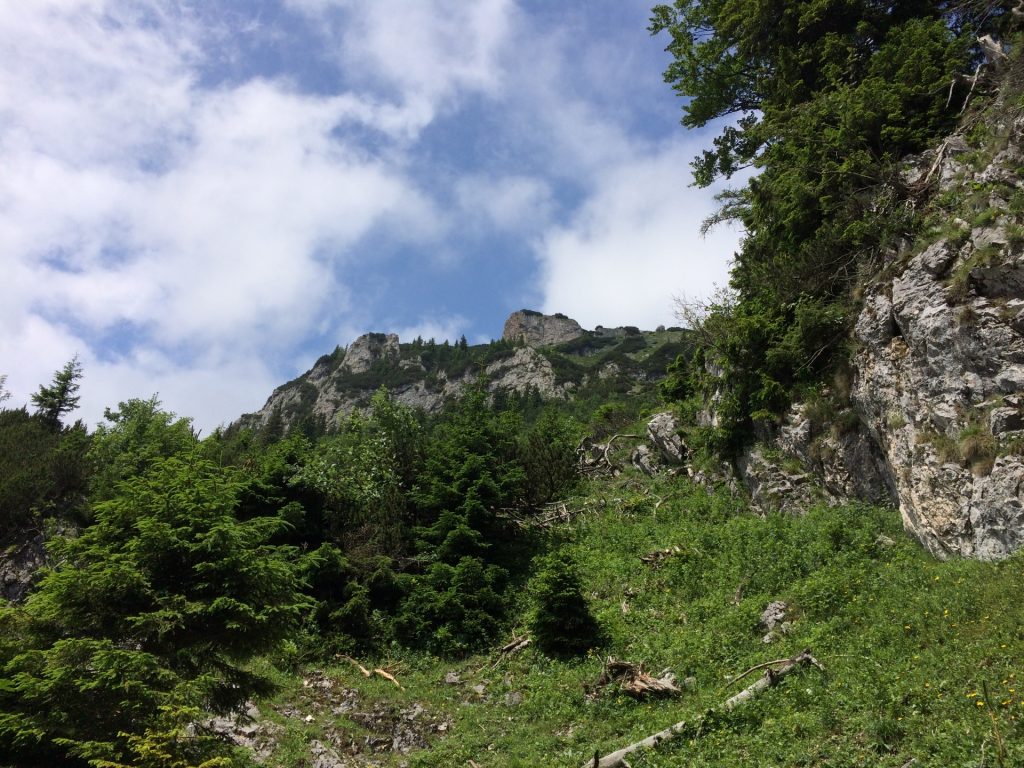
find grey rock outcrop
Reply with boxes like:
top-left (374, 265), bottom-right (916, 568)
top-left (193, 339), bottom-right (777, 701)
top-left (485, 346), bottom-right (567, 399)
top-left (736, 444), bottom-right (819, 516)
top-left (735, 402), bottom-right (893, 515)
top-left (760, 600), bottom-right (792, 644)
top-left (647, 412), bottom-right (686, 465)
top-left (0, 531), bottom-right (46, 602)
top-left (342, 332), bottom-right (400, 374)
top-left (712, 117), bottom-right (1024, 559)
top-left (850, 117), bottom-right (1024, 559)
top-left (502, 310), bottom-right (584, 347)
top-left (631, 444), bottom-right (658, 476)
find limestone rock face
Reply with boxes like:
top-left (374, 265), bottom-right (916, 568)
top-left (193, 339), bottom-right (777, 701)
top-left (720, 118), bottom-right (1024, 559)
top-left (502, 310), bottom-right (584, 347)
top-left (342, 332), bottom-right (400, 374)
top-left (0, 531), bottom-right (46, 602)
top-left (736, 444), bottom-right (818, 516)
top-left (739, 402), bottom-right (894, 513)
top-left (849, 117), bottom-right (1024, 559)
top-left (485, 346), bottom-right (566, 399)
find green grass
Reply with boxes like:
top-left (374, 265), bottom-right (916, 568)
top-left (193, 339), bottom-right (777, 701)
top-left (258, 474), bottom-right (1024, 767)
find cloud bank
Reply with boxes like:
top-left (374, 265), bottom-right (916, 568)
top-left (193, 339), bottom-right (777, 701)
top-left (0, 0), bottom-right (740, 431)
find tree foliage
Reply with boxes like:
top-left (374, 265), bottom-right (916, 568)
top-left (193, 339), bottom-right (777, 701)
top-left (529, 550), bottom-right (605, 658)
top-left (651, 0), bottom-right (1003, 449)
top-left (88, 396), bottom-right (198, 502)
top-left (31, 357), bottom-right (83, 431)
top-left (0, 408), bottom-right (89, 539)
top-left (0, 455), bottom-right (308, 765)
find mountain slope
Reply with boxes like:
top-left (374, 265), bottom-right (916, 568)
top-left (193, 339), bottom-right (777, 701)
top-left (233, 311), bottom-right (691, 437)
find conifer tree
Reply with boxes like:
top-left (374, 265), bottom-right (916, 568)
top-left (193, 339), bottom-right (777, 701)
top-left (31, 357), bottom-right (83, 430)
top-left (0, 454), bottom-right (309, 765)
top-left (530, 550), bottom-right (605, 658)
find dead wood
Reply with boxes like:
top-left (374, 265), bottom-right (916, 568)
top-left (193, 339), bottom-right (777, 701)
top-left (337, 655), bottom-right (404, 688)
top-left (587, 657), bottom-right (681, 700)
top-left (479, 633), bottom-right (532, 671)
top-left (583, 649), bottom-right (825, 768)
top-left (723, 650), bottom-right (823, 711)
top-left (499, 636), bottom-right (532, 655)
top-left (373, 667), bottom-right (403, 689)
top-left (576, 434), bottom-right (644, 476)
top-left (496, 500), bottom-right (580, 530)
top-left (731, 578), bottom-right (747, 606)
top-left (338, 654), bottom-right (372, 678)
top-left (640, 545), bottom-right (682, 568)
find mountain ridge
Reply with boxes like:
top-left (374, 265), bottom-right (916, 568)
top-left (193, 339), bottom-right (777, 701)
top-left (232, 311), bottom-right (690, 437)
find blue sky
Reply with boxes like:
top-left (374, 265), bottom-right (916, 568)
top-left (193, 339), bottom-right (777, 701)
top-left (0, 0), bottom-right (742, 431)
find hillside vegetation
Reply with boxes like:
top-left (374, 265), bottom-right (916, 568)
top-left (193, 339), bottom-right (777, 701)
top-left (2, 356), bottom-right (1023, 766)
top-left (3, 2), bottom-right (1024, 766)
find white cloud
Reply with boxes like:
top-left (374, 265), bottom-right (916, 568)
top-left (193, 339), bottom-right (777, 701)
top-left (536, 139), bottom-right (744, 330)
top-left (455, 174), bottom-right (553, 232)
top-left (288, 0), bottom-right (516, 123)
top-left (0, 0), bottom-right (445, 430)
top-left (0, 0), bottom-right (742, 433)
top-left (81, 348), bottom-right (282, 433)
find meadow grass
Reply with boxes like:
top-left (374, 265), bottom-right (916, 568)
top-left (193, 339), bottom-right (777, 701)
top-left (262, 473), bottom-right (1024, 767)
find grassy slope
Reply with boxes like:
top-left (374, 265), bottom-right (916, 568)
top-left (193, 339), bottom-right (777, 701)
top-left (258, 470), bottom-right (1024, 768)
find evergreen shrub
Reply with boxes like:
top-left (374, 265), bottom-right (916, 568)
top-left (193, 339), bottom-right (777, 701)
top-left (529, 550), bottom-right (605, 658)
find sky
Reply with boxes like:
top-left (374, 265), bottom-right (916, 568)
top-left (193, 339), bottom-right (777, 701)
top-left (0, 0), bottom-right (743, 432)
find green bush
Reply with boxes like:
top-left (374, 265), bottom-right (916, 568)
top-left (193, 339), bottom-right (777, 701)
top-left (0, 455), bottom-right (309, 765)
top-left (529, 550), bottom-right (605, 658)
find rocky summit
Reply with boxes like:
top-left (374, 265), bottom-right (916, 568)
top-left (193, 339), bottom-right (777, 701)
top-left (233, 311), bottom-right (689, 436)
top-left (501, 310), bottom-right (585, 346)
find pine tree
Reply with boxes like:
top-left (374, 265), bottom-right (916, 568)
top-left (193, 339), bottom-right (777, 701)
top-left (0, 454), bottom-right (309, 765)
top-left (31, 357), bottom-right (83, 430)
top-left (530, 550), bottom-right (605, 658)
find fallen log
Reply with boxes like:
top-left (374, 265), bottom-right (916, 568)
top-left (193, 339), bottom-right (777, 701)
top-left (373, 667), bottom-right (403, 690)
top-left (338, 654), bottom-right (372, 678)
top-left (583, 649), bottom-right (825, 768)
top-left (499, 636), bottom-right (532, 655)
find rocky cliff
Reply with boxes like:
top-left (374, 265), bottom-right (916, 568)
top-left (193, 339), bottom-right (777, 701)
top-left (234, 312), bottom-right (689, 435)
top-left (730, 111), bottom-right (1024, 560)
top-left (850, 119), bottom-right (1024, 560)
top-left (502, 310), bottom-right (585, 346)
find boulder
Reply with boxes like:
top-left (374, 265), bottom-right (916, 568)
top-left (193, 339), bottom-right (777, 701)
top-left (647, 412), bottom-right (686, 465)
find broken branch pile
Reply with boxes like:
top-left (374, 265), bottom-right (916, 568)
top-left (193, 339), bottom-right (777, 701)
top-left (497, 501), bottom-right (578, 530)
top-left (586, 657), bottom-right (681, 700)
top-left (576, 434), bottom-right (642, 476)
top-left (640, 545), bottom-right (683, 569)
